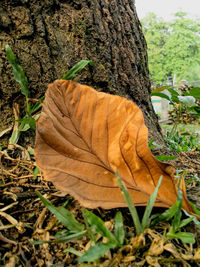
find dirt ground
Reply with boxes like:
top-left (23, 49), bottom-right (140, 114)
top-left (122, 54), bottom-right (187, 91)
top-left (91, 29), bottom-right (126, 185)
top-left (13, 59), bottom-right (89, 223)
top-left (0, 136), bottom-right (200, 266)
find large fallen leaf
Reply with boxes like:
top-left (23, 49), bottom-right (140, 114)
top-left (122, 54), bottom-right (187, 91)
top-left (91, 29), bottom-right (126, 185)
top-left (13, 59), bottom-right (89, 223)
top-left (34, 80), bottom-right (193, 213)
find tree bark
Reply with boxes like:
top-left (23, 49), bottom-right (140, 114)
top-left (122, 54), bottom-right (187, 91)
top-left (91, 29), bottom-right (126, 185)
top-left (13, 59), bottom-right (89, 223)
top-left (0, 0), bottom-right (163, 144)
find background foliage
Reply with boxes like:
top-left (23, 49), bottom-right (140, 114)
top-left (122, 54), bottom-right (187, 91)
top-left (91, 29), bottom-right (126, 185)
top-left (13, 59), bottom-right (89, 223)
top-left (141, 12), bottom-right (200, 85)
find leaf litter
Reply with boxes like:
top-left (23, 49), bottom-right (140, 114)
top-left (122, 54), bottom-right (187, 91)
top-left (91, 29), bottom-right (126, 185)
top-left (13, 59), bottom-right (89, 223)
top-left (0, 80), bottom-right (200, 266)
top-left (0, 136), bottom-right (200, 266)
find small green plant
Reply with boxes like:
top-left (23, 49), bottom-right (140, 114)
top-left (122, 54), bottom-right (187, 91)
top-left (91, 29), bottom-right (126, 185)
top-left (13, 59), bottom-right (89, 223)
top-left (33, 166), bottom-right (40, 179)
top-left (155, 154), bottom-right (178, 161)
top-left (62, 59), bottom-right (93, 80)
top-left (151, 85), bottom-right (200, 125)
top-left (168, 86), bottom-right (200, 124)
top-left (148, 138), bottom-right (163, 150)
top-left (5, 44), bottom-right (93, 145)
top-left (35, 172), bottom-right (200, 263)
top-left (35, 174), bottom-right (164, 262)
top-left (185, 173), bottom-right (200, 186)
top-left (115, 172), bottom-right (163, 235)
top-left (148, 139), bottom-right (178, 160)
top-left (116, 172), bottom-right (200, 244)
top-left (6, 45), bottom-right (43, 144)
top-left (36, 191), bottom-right (124, 262)
top-left (78, 209), bottom-right (124, 262)
top-left (164, 130), bottom-right (200, 152)
top-left (151, 178), bottom-right (196, 243)
top-left (152, 85), bottom-right (200, 152)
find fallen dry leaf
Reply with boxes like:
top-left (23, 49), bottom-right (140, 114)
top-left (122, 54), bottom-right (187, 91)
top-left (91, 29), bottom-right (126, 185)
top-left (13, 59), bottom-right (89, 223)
top-left (35, 80), bottom-right (194, 212)
top-left (145, 255), bottom-right (160, 267)
top-left (164, 243), bottom-right (190, 267)
top-left (147, 236), bottom-right (164, 256)
top-left (193, 247), bottom-right (200, 261)
top-left (131, 234), bottom-right (145, 251)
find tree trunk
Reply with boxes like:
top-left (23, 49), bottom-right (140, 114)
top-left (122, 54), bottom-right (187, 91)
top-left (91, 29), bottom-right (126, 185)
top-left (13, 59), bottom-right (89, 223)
top-left (0, 0), bottom-right (163, 144)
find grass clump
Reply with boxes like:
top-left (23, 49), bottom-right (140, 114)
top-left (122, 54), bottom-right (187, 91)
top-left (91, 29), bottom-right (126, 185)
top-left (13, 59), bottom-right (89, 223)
top-left (5, 44), bottom-right (92, 146)
top-left (35, 173), bottom-right (200, 264)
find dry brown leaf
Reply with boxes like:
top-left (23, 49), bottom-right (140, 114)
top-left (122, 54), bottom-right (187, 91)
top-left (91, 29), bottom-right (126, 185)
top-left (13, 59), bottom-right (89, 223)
top-left (131, 234), bottom-right (145, 251)
top-left (193, 247), bottom-right (200, 261)
top-left (35, 80), bottom-right (194, 213)
top-left (147, 237), bottom-right (164, 256)
top-left (164, 243), bottom-right (191, 267)
top-left (145, 255), bottom-right (160, 267)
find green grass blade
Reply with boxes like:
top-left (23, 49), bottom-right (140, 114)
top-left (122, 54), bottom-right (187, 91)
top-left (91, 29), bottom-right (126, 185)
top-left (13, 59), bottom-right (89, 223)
top-left (33, 167), bottom-right (40, 179)
top-left (148, 139), bottom-right (155, 150)
top-left (171, 206), bottom-right (182, 233)
top-left (64, 247), bottom-right (83, 257)
top-left (17, 116), bottom-right (36, 130)
top-left (150, 201), bottom-right (180, 227)
top-left (151, 92), bottom-right (170, 101)
top-left (114, 211), bottom-right (125, 246)
top-left (151, 85), bottom-right (172, 93)
top-left (5, 44), bottom-right (29, 98)
top-left (9, 122), bottom-right (26, 145)
top-left (155, 155), bottom-right (177, 161)
top-left (171, 178), bottom-right (183, 232)
top-left (9, 130), bottom-right (20, 145)
top-left (62, 197), bottom-right (73, 208)
top-left (20, 123), bottom-right (30, 132)
top-left (167, 88), bottom-right (179, 103)
top-left (30, 96), bottom-right (44, 114)
top-left (31, 231), bottom-right (86, 245)
top-left (80, 264), bottom-right (94, 267)
top-left (54, 206), bottom-right (85, 232)
top-left (148, 139), bottom-right (163, 150)
top-left (62, 60), bottom-right (93, 80)
top-left (189, 87), bottom-right (200, 100)
top-left (141, 176), bottom-right (163, 230)
top-left (115, 172), bottom-right (143, 236)
top-left (82, 209), bottom-right (117, 245)
top-left (78, 242), bottom-right (113, 263)
top-left (178, 217), bottom-right (194, 229)
top-left (82, 209), bottom-right (96, 246)
top-left (167, 232), bottom-right (195, 244)
top-left (189, 201), bottom-right (200, 216)
top-left (36, 191), bottom-right (84, 232)
top-left (183, 209), bottom-right (200, 230)
top-left (31, 240), bottom-right (51, 245)
top-left (53, 231), bottom-right (86, 242)
top-left (28, 148), bottom-right (34, 155)
top-left (30, 103), bottom-right (42, 114)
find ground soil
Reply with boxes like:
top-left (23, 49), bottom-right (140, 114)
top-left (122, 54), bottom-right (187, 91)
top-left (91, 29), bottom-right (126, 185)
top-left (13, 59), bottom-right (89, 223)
top-left (1, 2), bottom-right (200, 266)
top-left (0, 138), bottom-right (200, 266)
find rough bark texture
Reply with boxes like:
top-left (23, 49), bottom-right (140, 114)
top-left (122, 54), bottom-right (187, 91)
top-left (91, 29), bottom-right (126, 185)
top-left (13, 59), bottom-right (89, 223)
top-left (0, 0), bottom-right (163, 144)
